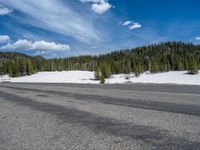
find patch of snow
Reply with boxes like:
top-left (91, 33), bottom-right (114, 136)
top-left (106, 71), bottom-right (200, 85)
top-left (0, 71), bottom-right (99, 84)
top-left (0, 75), bottom-right (11, 82)
top-left (0, 70), bottom-right (200, 85)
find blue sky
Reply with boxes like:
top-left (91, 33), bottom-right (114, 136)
top-left (0, 0), bottom-right (200, 58)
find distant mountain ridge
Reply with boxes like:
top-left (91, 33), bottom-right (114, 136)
top-left (0, 52), bottom-right (44, 61)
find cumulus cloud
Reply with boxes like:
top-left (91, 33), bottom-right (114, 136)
top-left (0, 35), bottom-right (10, 43)
top-left (0, 39), bottom-right (70, 51)
top-left (122, 20), bottom-right (142, 30)
top-left (0, 5), bottom-right (13, 15)
top-left (79, 0), bottom-right (112, 14)
top-left (196, 37), bottom-right (200, 40)
top-left (91, 1), bottom-right (111, 14)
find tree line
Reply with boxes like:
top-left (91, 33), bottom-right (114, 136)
top-left (0, 42), bottom-right (199, 81)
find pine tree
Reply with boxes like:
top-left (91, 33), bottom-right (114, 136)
top-left (188, 56), bottom-right (198, 74)
top-left (27, 59), bottom-right (33, 75)
top-left (100, 75), bottom-right (105, 84)
top-left (100, 63), bottom-right (112, 78)
top-left (150, 60), bottom-right (159, 73)
top-left (12, 61), bottom-right (20, 77)
top-left (94, 66), bottom-right (101, 80)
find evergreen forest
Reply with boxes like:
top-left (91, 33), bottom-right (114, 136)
top-left (0, 42), bottom-right (199, 80)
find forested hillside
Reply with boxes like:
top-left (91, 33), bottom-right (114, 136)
top-left (0, 42), bottom-right (199, 79)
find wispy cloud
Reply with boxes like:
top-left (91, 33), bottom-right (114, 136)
top-left (0, 5), bottom-right (13, 15)
top-left (128, 23), bottom-right (142, 30)
top-left (122, 20), bottom-right (142, 30)
top-left (122, 21), bottom-right (132, 26)
top-left (0, 0), bottom-right (100, 43)
top-left (0, 35), bottom-right (10, 43)
top-left (0, 39), bottom-right (70, 51)
top-left (79, 0), bottom-right (112, 14)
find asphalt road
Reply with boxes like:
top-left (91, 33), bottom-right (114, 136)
top-left (0, 83), bottom-right (200, 150)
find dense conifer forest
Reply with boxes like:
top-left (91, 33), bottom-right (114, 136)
top-left (0, 42), bottom-right (199, 79)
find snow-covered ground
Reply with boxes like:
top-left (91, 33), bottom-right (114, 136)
top-left (0, 71), bottom-right (99, 84)
top-left (107, 71), bottom-right (200, 85)
top-left (0, 70), bottom-right (200, 85)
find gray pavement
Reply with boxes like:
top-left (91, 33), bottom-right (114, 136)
top-left (0, 83), bottom-right (200, 150)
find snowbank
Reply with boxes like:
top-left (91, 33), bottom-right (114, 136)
top-left (0, 70), bottom-right (200, 85)
top-left (0, 71), bottom-right (99, 84)
top-left (106, 71), bottom-right (200, 85)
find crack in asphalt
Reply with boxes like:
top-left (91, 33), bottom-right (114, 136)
top-left (0, 90), bottom-right (200, 149)
top-left (1, 85), bottom-right (200, 117)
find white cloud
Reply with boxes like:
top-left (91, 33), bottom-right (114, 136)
top-left (0, 35), bottom-right (10, 43)
top-left (128, 23), bottom-right (142, 30)
top-left (196, 37), bottom-right (200, 40)
top-left (0, 39), bottom-right (70, 51)
top-left (0, 6), bottom-right (13, 15)
top-left (79, 0), bottom-right (102, 3)
top-left (122, 21), bottom-right (132, 26)
top-left (91, 1), bottom-right (111, 14)
top-left (79, 0), bottom-right (112, 14)
top-left (0, 0), bottom-right (99, 43)
top-left (122, 20), bottom-right (142, 30)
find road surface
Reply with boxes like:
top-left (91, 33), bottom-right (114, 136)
top-left (0, 83), bottom-right (200, 150)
